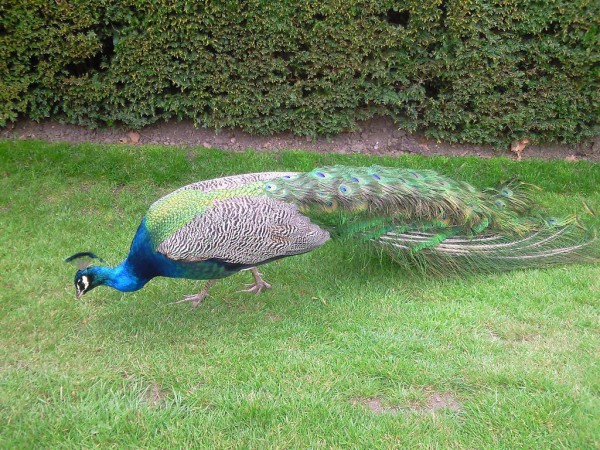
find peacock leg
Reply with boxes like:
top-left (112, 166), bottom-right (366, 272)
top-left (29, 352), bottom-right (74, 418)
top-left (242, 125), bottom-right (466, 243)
top-left (240, 267), bottom-right (272, 294)
top-left (170, 279), bottom-right (219, 308)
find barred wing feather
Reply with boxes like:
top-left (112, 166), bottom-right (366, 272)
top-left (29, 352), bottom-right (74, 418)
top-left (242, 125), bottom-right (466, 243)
top-left (156, 197), bottom-right (330, 265)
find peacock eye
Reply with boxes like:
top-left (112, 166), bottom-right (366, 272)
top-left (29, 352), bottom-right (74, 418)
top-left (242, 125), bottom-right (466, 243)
top-left (78, 276), bottom-right (90, 290)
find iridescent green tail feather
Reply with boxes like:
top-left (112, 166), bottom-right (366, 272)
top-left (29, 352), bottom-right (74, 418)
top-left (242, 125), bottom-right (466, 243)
top-left (263, 165), bottom-right (599, 272)
top-left (376, 223), bottom-right (598, 274)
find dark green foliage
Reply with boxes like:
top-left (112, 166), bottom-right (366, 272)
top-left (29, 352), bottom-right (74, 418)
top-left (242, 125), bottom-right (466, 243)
top-left (1, 0), bottom-right (598, 146)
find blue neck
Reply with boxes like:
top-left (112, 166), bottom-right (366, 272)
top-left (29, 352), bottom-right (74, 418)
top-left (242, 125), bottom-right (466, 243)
top-left (87, 218), bottom-right (240, 293)
top-left (91, 262), bottom-right (150, 292)
top-left (89, 219), bottom-right (170, 292)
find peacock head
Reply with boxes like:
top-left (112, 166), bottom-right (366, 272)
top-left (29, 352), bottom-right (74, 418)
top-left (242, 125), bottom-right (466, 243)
top-left (65, 252), bottom-right (107, 299)
top-left (74, 268), bottom-right (107, 299)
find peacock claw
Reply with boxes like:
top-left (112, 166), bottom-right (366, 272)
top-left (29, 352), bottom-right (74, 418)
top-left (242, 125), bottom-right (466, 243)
top-left (239, 280), bottom-right (272, 294)
top-left (169, 293), bottom-right (207, 308)
top-left (169, 279), bottom-right (218, 308)
top-left (238, 267), bottom-right (272, 295)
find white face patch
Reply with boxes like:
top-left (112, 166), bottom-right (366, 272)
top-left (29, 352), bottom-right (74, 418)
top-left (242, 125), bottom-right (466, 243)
top-left (81, 276), bottom-right (90, 290)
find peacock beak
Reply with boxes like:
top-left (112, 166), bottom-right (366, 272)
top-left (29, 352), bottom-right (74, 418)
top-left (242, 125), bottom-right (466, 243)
top-left (76, 288), bottom-right (84, 300)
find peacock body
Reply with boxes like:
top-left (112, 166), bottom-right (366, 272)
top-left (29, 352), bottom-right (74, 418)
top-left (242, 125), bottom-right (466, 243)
top-left (67, 165), bottom-right (598, 305)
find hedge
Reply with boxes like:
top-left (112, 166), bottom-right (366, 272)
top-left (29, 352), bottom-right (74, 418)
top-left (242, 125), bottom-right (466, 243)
top-left (1, 0), bottom-right (598, 146)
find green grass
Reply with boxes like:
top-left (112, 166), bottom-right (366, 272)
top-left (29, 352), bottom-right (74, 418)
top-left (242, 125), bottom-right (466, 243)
top-left (1, 140), bottom-right (599, 449)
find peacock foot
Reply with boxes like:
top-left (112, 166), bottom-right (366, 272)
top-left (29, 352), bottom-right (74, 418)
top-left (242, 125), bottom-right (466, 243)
top-left (170, 293), bottom-right (208, 308)
top-left (241, 279), bottom-right (272, 294)
top-left (239, 267), bottom-right (272, 295)
top-left (169, 279), bottom-right (218, 308)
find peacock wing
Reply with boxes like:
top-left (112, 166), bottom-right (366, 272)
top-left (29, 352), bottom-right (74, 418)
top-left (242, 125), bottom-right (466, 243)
top-left (155, 196), bottom-right (330, 265)
top-left (168, 172), bottom-right (299, 195)
top-left (144, 172), bottom-right (299, 250)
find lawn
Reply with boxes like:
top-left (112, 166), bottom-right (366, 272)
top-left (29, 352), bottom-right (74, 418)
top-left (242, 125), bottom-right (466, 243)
top-left (1, 140), bottom-right (599, 448)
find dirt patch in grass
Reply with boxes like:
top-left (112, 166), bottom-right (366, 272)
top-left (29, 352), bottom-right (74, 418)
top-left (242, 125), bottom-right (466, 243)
top-left (485, 325), bottom-right (543, 344)
top-left (413, 391), bottom-right (462, 413)
top-left (352, 390), bottom-right (461, 415)
top-left (141, 383), bottom-right (169, 408)
top-left (111, 183), bottom-right (126, 194)
top-left (351, 397), bottom-right (401, 414)
top-left (2, 117), bottom-right (598, 161)
top-left (265, 312), bottom-right (282, 322)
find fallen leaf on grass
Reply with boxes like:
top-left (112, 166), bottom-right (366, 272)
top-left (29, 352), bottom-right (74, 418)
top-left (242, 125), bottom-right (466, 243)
top-left (511, 138), bottom-right (530, 160)
top-left (119, 131), bottom-right (141, 144)
top-left (127, 131), bottom-right (140, 144)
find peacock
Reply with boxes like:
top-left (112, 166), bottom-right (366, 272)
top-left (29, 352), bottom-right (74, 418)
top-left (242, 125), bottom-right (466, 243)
top-left (67, 165), bottom-right (598, 306)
